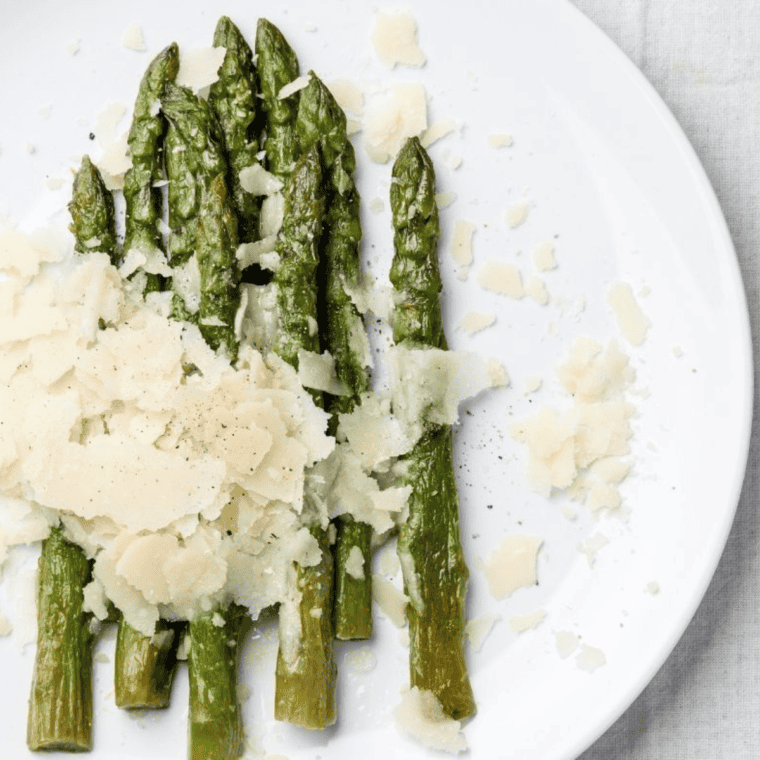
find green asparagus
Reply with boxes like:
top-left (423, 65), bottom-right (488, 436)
top-left (208, 17), bottom-right (261, 244)
top-left (162, 83), bottom-right (228, 269)
top-left (187, 605), bottom-right (246, 760)
top-left (28, 156), bottom-right (117, 750)
top-left (296, 73), bottom-right (372, 640)
top-left (115, 44), bottom-right (184, 710)
top-left (68, 154), bottom-right (118, 256)
top-left (27, 527), bottom-right (94, 751)
top-left (271, 146), bottom-right (337, 728)
top-left (121, 42), bottom-right (179, 292)
top-left (390, 137), bottom-right (475, 721)
top-left (186, 173), bottom-right (244, 759)
top-left (255, 19), bottom-right (301, 181)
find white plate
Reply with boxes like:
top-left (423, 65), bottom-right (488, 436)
top-left (0, 1), bottom-right (751, 758)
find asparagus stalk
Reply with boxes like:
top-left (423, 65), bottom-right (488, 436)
top-left (27, 155), bottom-right (114, 750)
top-left (68, 154), bottom-right (118, 256)
top-left (115, 44), bottom-right (184, 710)
top-left (161, 83), bottom-right (228, 321)
top-left (186, 172), bottom-right (244, 759)
top-left (390, 137), bottom-right (475, 721)
top-left (28, 527), bottom-right (94, 751)
top-left (295, 73), bottom-right (372, 640)
top-left (271, 146), bottom-right (337, 728)
top-left (208, 16), bottom-right (262, 244)
top-left (255, 19), bottom-right (301, 181)
top-left (187, 606), bottom-right (246, 760)
top-left (121, 42), bottom-right (179, 292)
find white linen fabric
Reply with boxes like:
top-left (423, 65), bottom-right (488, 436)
top-left (572, 3), bottom-right (760, 758)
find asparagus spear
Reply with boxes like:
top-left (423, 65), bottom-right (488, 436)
top-left (27, 155), bottom-right (115, 750)
top-left (296, 73), bottom-right (372, 640)
top-left (208, 17), bottom-right (261, 244)
top-left (162, 83), bottom-right (228, 267)
top-left (390, 137), bottom-right (475, 721)
top-left (186, 173), bottom-right (244, 759)
top-left (68, 154), bottom-right (118, 256)
top-left (255, 19), bottom-right (301, 181)
top-left (271, 146), bottom-right (337, 728)
top-left (161, 83), bottom-right (228, 321)
top-left (28, 527), bottom-right (94, 752)
top-left (115, 44), bottom-right (184, 710)
top-left (188, 605), bottom-right (246, 760)
top-left (121, 42), bottom-right (179, 293)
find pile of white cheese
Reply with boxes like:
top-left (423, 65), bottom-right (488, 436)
top-left (0, 214), bottom-right (502, 642)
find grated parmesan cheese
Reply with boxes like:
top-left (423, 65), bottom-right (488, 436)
top-left (479, 535), bottom-right (542, 600)
top-left (363, 83), bottom-right (428, 164)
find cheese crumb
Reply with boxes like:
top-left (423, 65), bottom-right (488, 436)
top-left (344, 545), bottom-right (366, 581)
top-left (459, 311), bottom-right (496, 335)
top-left (576, 643), bottom-right (606, 672)
top-left (509, 609), bottom-right (546, 633)
top-left (121, 24), bottom-right (147, 52)
top-left (449, 220), bottom-right (475, 278)
top-left (369, 197), bottom-right (384, 214)
top-left (577, 532), bottom-right (609, 567)
top-left (525, 276), bottom-right (549, 305)
top-left (393, 687), bottom-right (467, 755)
top-left (363, 83), bottom-right (428, 164)
top-left (607, 281), bottom-right (650, 345)
top-left (479, 535), bottom-right (542, 600)
top-left (67, 38), bottom-right (81, 56)
top-left (555, 630), bottom-right (579, 658)
top-left (327, 78), bottom-right (364, 116)
top-left (477, 261), bottom-right (524, 299)
top-left (278, 74), bottom-right (312, 100)
top-left (646, 580), bottom-right (661, 595)
top-left (487, 133), bottom-right (514, 149)
top-left (435, 192), bottom-right (457, 210)
top-left (344, 645), bottom-right (377, 673)
top-left (176, 48), bottom-right (226, 93)
top-left (372, 574), bottom-right (408, 627)
top-left (523, 376), bottom-right (542, 395)
top-left (420, 118), bottom-right (457, 148)
top-left (372, 11), bottom-right (427, 69)
top-left (0, 612), bottom-right (11, 637)
top-left (465, 612), bottom-right (500, 651)
top-left (504, 202), bottom-right (529, 228)
top-left (530, 241), bottom-right (557, 271)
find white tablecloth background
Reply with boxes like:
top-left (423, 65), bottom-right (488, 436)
top-left (571, 3), bottom-right (759, 758)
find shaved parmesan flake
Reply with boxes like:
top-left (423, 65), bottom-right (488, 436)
top-left (607, 281), bottom-right (650, 345)
top-left (504, 202), bottom-right (529, 228)
top-left (176, 47), bottom-right (226, 92)
top-left (344, 645), bottom-right (377, 672)
top-left (555, 630), bottom-right (580, 658)
top-left (576, 643), bottom-right (606, 672)
top-left (372, 11), bottom-right (426, 69)
top-left (364, 83), bottom-right (427, 164)
top-left (449, 219), bottom-right (475, 279)
top-left (278, 74), bottom-right (311, 100)
top-left (479, 535), bottom-right (542, 600)
top-left (239, 164), bottom-right (282, 196)
top-left (327, 78), bottom-right (364, 116)
top-left (477, 261), bottom-right (524, 299)
top-left (459, 311), bottom-right (496, 335)
top-left (487, 133), bottom-right (514, 149)
top-left (420, 118), bottom-right (456, 148)
top-left (345, 545), bottom-right (366, 580)
top-left (509, 609), bottom-right (546, 633)
top-left (372, 574), bottom-right (408, 627)
top-left (297, 349), bottom-right (348, 396)
top-left (465, 613), bottom-right (500, 651)
top-left (531, 241), bottom-right (557, 271)
top-left (393, 687), bottom-right (467, 754)
top-left (121, 24), bottom-right (147, 52)
top-left (525, 276), bottom-right (549, 305)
